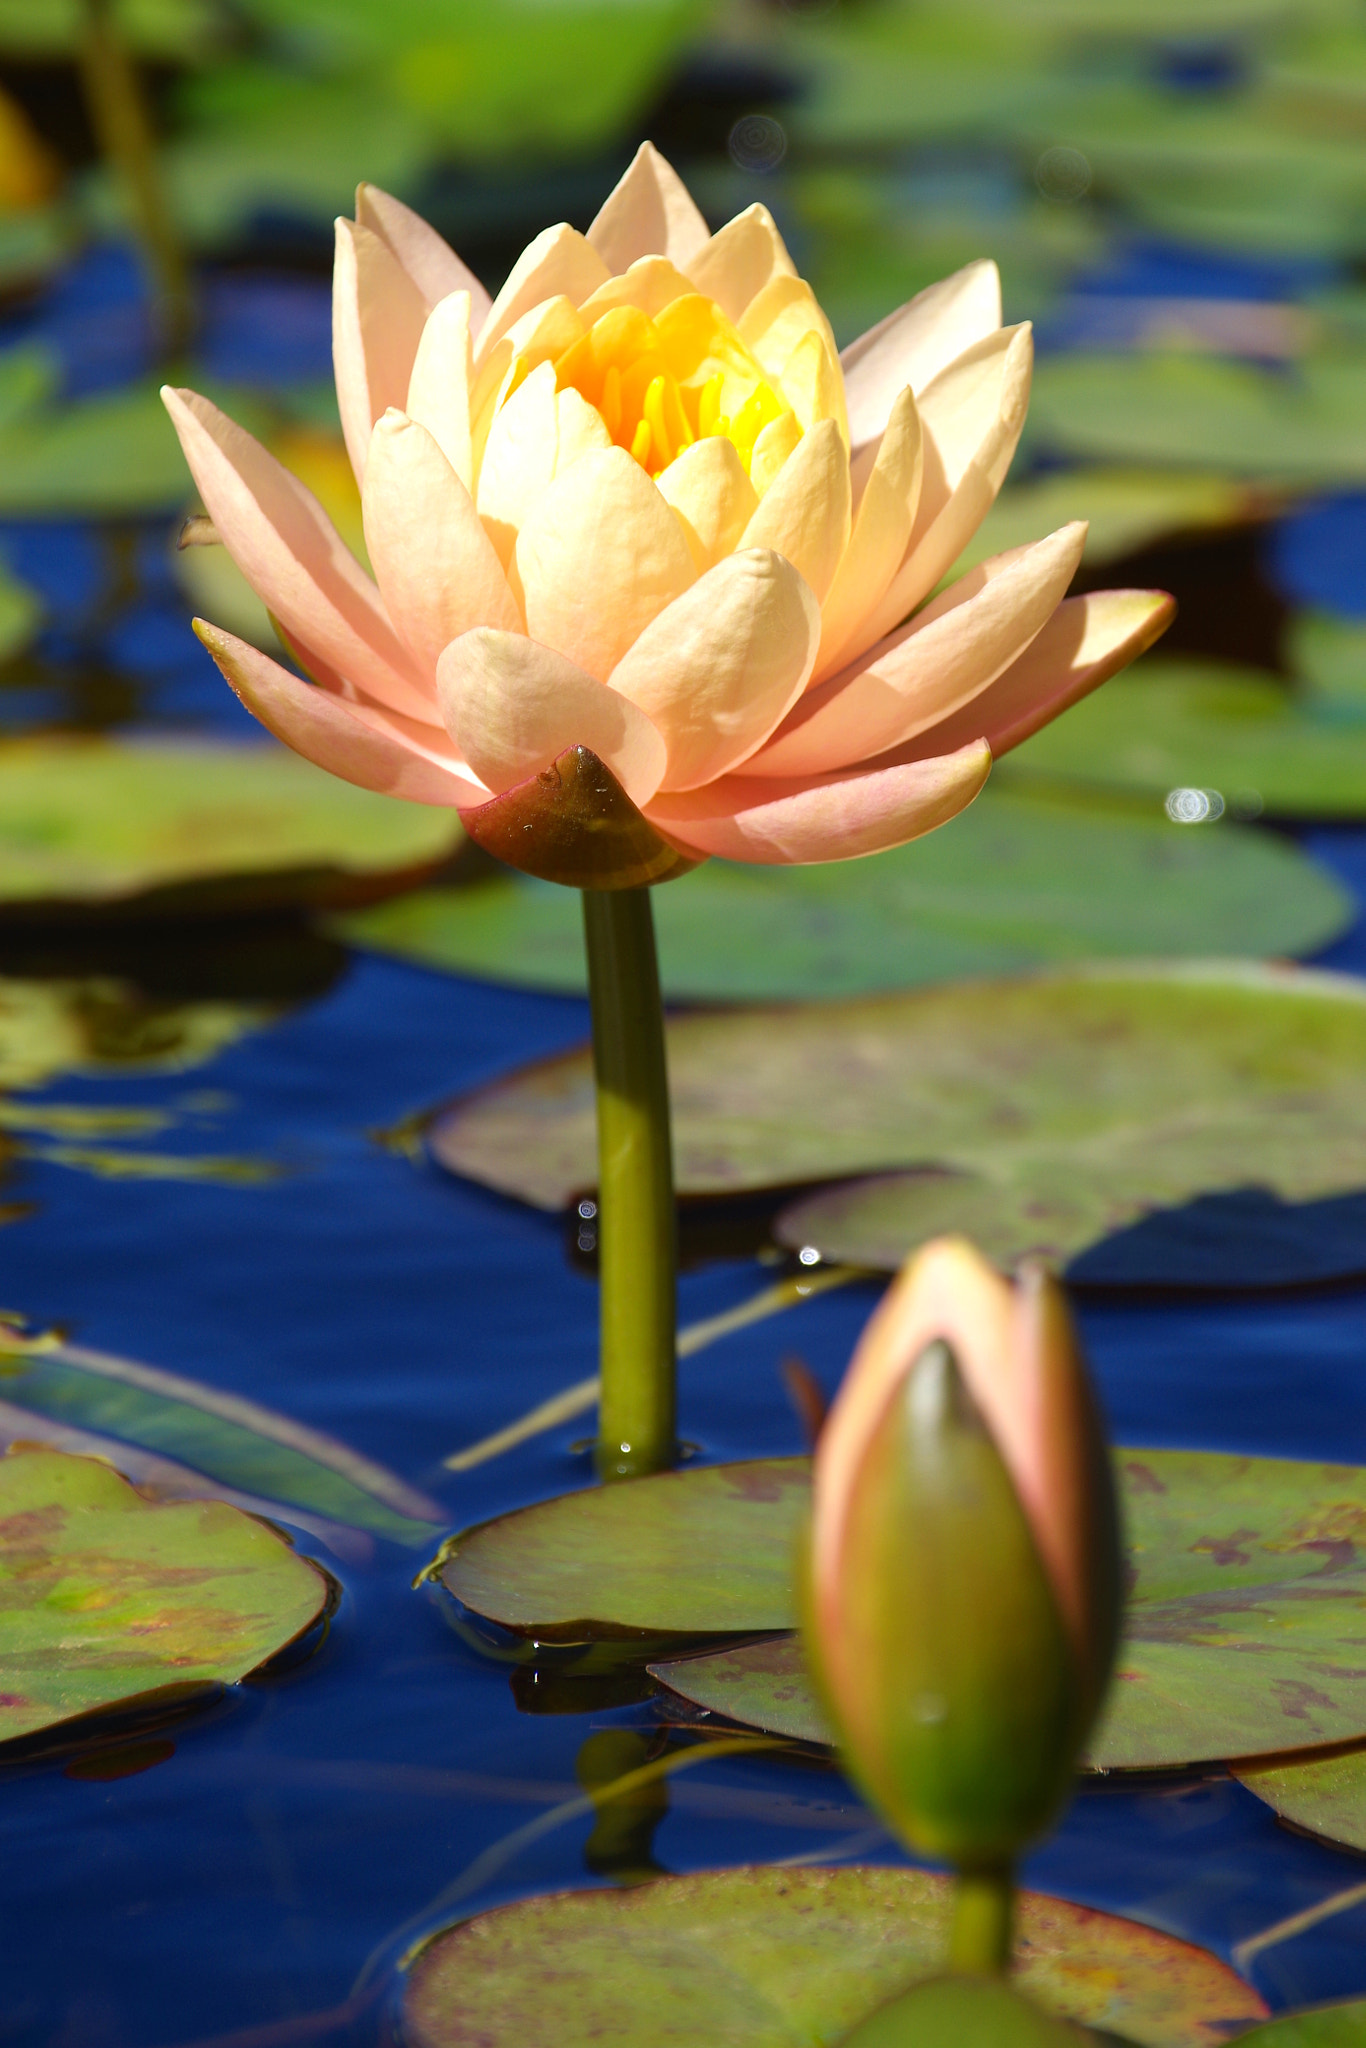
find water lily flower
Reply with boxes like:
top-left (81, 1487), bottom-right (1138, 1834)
top-left (162, 143), bottom-right (1173, 887)
top-left (806, 1237), bottom-right (1121, 1892)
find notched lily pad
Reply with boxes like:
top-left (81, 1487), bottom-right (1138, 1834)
top-left (0, 1443), bottom-right (329, 1744)
top-left (0, 736), bottom-right (460, 917)
top-left (649, 1450), bottom-right (1366, 1771)
top-left (341, 786), bottom-right (1348, 1002)
top-left (401, 1864), bottom-right (1266, 2048)
top-left (459, 746), bottom-right (700, 892)
top-left (433, 966), bottom-right (1366, 1295)
top-left (1234, 1743), bottom-right (1366, 1856)
top-left (430, 1458), bottom-right (807, 1647)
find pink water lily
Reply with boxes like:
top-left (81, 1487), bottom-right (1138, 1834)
top-left (164, 143), bottom-right (1172, 879)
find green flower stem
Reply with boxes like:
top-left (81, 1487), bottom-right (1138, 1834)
top-left (948, 1865), bottom-right (1015, 1977)
top-left (79, 0), bottom-right (193, 357)
top-left (582, 885), bottom-right (677, 1482)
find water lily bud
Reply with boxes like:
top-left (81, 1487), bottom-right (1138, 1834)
top-left (806, 1237), bottom-right (1121, 1868)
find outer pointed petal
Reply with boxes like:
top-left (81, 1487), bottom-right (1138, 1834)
top-left (475, 224), bottom-right (611, 364)
top-left (739, 418), bottom-right (851, 605)
top-left (656, 435), bottom-right (758, 573)
top-left (406, 291), bottom-right (475, 492)
top-left (459, 744), bottom-right (702, 889)
top-left (362, 413), bottom-right (521, 676)
top-left (841, 324), bottom-right (1035, 666)
top-left (687, 203), bottom-right (798, 322)
top-left (355, 184), bottom-right (492, 332)
top-left (476, 360), bottom-right (561, 571)
top-left (333, 218), bottom-right (430, 485)
top-left (645, 740), bottom-right (991, 865)
top-left (815, 386), bottom-right (923, 680)
top-left (587, 141), bottom-right (710, 275)
top-left (888, 589), bottom-right (1177, 765)
top-left (609, 549), bottom-right (820, 792)
top-left (162, 385), bottom-right (437, 727)
top-left (515, 445), bottom-right (696, 682)
top-left (193, 620), bottom-right (476, 807)
top-left (1013, 1262), bottom-right (1123, 1729)
top-left (437, 628), bottom-right (667, 808)
top-left (842, 259), bottom-right (1002, 452)
top-left (748, 523), bottom-right (1087, 779)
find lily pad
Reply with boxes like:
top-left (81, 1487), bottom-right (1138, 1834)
top-left (1234, 1746), bottom-right (1366, 1856)
top-left (432, 1458), bottom-right (807, 1644)
top-left (650, 1449), bottom-right (1366, 1770)
top-left (432, 967), bottom-right (1366, 1292)
top-left (955, 473), bottom-right (1267, 581)
top-left (401, 1864), bottom-right (1267, 2048)
top-left (0, 1443), bottom-right (329, 1744)
top-left (350, 789), bottom-right (1349, 1004)
top-left (0, 1337), bottom-right (444, 1548)
top-left (1239, 2004), bottom-right (1366, 2044)
top-left (0, 736), bottom-right (460, 916)
top-left (1002, 661), bottom-right (1366, 819)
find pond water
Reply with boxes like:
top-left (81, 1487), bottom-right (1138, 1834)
top-left (3, 189), bottom-right (1366, 2048)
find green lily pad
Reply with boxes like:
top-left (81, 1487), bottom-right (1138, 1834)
top-left (1001, 660), bottom-right (1366, 819)
top-left (1027, 351), bottom-right (1366, 484)
top-left (954, 473), bottom-right (1265, 581)
top-left (432, 1458), bottom-right (807, 1644)
top-left (0, 736), bottom-right (460, 916)
top-left (1234, 1745), bottom-right (1366, 1856)
top-left (0, 1443), bottom-right (329, 1744)
top-left (0, 380), bottom-right (195, 517)
top-left (837, 1976), bottom-right (1094, 2046)
top-left (348, 788), bottom-right (1349, 1004)
top-left (1238, 2004), bottom-right (1366, 2044)
top-left (649, 1449), bottom-right (1366, 1770)
top-left (432, 966), bottom-right (1366, 1286)
top-left (0, 1337), bottom-right (444, 1549)
top-left (401, 1864), bottom-right (1267, 2048)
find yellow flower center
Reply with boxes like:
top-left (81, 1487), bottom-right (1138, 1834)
top-left (547, 294), bottom-right (800, 479)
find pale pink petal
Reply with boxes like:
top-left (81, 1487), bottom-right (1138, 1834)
top-left (193, 620), bottom-right (477, 806)
top-left (355, 184), bottom-right (492, 333)
top-left (887, 588), bottom-right (1178, 765)
top-left (815, 386), bottom-right (923, 681)
top-left (747, 522), bottom-right (1087, 779)
top-left (687, 203), bottom-right (797, 323)
top-left (406, 291), bottom-right (474, 492)
top-left (476, 361), bottom-right (561, 570)
top-left (609, 549), bottom-right (820, 792)
top-left (162, 385), bottom-right (438, 727)
top-left (842, 259), bottom-right (1002, 453)
top-left (362, 412), bottom-right (521, 677)
top-left (587, 141), bottom-right (710, 275)
top-left (437, 628), bottom-right (667, 806)
top-left (646, 742), bottom-right (992, 865)
top-left (475, 225), bottom-right (611, 365)
top-left (332, 219), bottom-right (430, 485)
top-left (739, 418), bottom-right (851, 605)
top-left (739, 275), bottom-right (842, 393)
top-left (838, 324), bottom-right (1034, 667)
top-left (515, 445), bottom-right (696, 681)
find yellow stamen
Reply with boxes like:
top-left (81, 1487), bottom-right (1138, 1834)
top-left (697, 372), bottom-right (723, 438)
top-left (629, 416), bottom-right (653, 467)
top-left (601, 363), bottom-right (622, 442)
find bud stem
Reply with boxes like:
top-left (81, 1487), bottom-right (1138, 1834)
top-left (582, 885), bottom-right (677, 1481)
top-left (948, 1863), bottom-right (1015, 1977)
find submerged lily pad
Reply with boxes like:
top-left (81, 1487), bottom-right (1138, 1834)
top-left (402, 1864), bottom-right (1266, 2048)
top-left (1234, 1745), bottom-right (1366, 1856)
top-left (0, 1338), bottom-right (444, 1548)
top-left (0, 736), bottom-right (460, 915)
top-left (1002, 660), bottom-right (1366, 818)
top-left (340, 787), bottom-right (1348, 1001)
top-left (432, 966), bottom-right (1366, 1295)
top-left (0, 1444), bottom-right (328, 1744)
top-left (650, 1449), bottom-right (1366, 1770)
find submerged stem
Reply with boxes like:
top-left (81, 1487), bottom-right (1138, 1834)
top-left (79, 0), bottom-right (193, 358)
top-left (582, 886), bottom-right (677, 1482)
top-left (949, 1864), bottom-right (1015, 1977)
